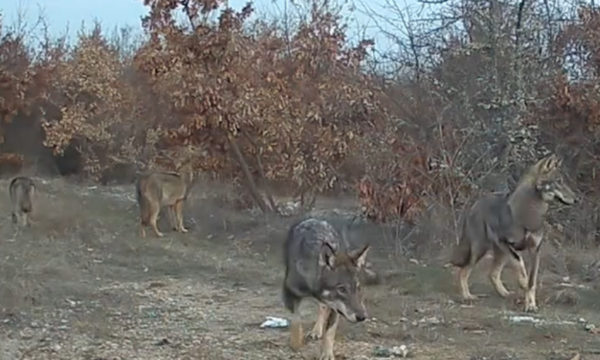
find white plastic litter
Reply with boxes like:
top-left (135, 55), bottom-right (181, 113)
top-left (508, 315), bottom-right (542, 324)
top-left (260, 316), bottom-right (290, 328)
top-left (506, 314), bottom-right (576, 326)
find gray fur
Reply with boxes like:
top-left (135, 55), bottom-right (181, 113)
top-left (283, 218), bottom-right (366, 314)
top-left (450, 154), bottom-right (576, 312)
top-left (452, 192), bottom-right (524, 268)
top-left (282, 217), bottom-right (371, 359)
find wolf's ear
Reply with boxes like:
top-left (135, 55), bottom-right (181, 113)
top-left (541, 154), bottom-right (560, 173)
top-left (319, 242), bottom-right (337, 269)
top-left (350, 245), bottom-right (370, 269)
top-left (532, 155), bottom-right (554, 175)
top-left (556, 157), bottom-right (563, 168)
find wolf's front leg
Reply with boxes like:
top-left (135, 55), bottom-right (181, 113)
top-left (524, 248), bottom-right (541, 312)
top-left (319, 310), bottom-right (339, 360)
top-left (283, 288), bottom-right (304, 351)
top-left (524, 232), bottom-right (543, 312)
top-left (289, 313), bottom-right (304, 350)
top-left (308, 303), bottom-right (330, 340)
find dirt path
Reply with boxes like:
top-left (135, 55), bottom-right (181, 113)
top-left (0, 178), bottom-right (597, 360)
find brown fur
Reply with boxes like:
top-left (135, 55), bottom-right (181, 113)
top-left (450, 154), bottom-right (576, 312)
top-left (9, 176), bottom-right (35, 228)
top-left (136, 164), bottom-right (196, 238)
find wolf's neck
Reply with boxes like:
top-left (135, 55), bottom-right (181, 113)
top-left (507, 183), bottom-right (548, 231)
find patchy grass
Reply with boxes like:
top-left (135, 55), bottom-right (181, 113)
top-left (0, 177), bottom-right (597, 359)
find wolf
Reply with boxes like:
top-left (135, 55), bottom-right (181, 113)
top-left (282, 218), bottom-right (371, 360)
top-left (450, 154), bottom-right (576, 312)
top-left (9, 176), bottom-right (35, 228)
top-left (136, 163), bottom-right (195, 238)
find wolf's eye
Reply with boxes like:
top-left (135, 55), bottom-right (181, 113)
top-left (337, 285), bottom-right (348, 294)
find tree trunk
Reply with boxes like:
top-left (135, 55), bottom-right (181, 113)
top-left (226, 133), bottom-right (272, 214)
top-left (254, 151), bottom-right (279, 214)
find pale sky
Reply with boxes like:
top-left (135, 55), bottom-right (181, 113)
top-left (1, 0), bottom-right (421, 53)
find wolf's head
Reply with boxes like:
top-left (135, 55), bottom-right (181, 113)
top-left (15, 181), bottom-right (35, 213)
top-left (527, 155), bottom-right (576, 205)
top-left (176, 161), bottom-right (197, 187)
top-left (318, 243), bottom-right (370, 323)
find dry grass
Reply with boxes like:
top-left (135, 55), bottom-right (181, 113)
top-left (0, 176), bottom-right (598, 360)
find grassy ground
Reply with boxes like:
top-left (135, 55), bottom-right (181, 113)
top-left (0, 177), bottom-right (598, 360)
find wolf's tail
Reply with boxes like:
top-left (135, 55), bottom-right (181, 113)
top-left (449, 215), bottom-right (471, 268)
top-left (450, 237), bottom-right (472, 268)
top-left (135, 179), bottom-right (149, 225)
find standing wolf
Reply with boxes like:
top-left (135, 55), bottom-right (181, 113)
top-left (450, 154), bottom-right (576, 312)
top-left (9, 176), bottom-right (35, 228)
top-left (136, 163), bottom-right (195, 238)
top-left (282, 218), bottom-right (371, 360)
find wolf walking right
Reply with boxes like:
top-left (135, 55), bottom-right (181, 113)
top-left (449, 154), bottom-right (576, 312)
top-left (9, 176), bottom-right (35, 228)
top-left (282, 218), bottom-right (371, 360)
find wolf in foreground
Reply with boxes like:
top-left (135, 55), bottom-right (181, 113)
top-left (282, 218), bottom-right (371, 360)
top-left (450, 154), bottom-right (576, 312)
top-left (9, 176), bottom-right (35, 228)
top-left (136, 164), bottom-right (195, 238)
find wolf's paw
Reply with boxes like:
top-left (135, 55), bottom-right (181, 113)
top-left (461, 293), bottom-right (479, 301)
top-left (318, 349), bottom-right (336, 360)
top-left (306, 329), bottom-right (323, 340)
top-left (497, 289), bottom-right (514, 299)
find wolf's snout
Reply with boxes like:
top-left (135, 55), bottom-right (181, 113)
top-left (355, 314), bottom-right (367, 322)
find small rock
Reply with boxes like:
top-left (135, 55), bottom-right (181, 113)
top-left (391, 345), bottom-right (409, 357)
top-left (155, 338), bottom-right (170, 346)
top-left (584, 323), bottom-right (597, 333)
top-left (373, 346), bottom-right (392, 357)
top-left (373, 345), bottom-right (409, 358)
top-left (419, 316), bottom-right (441, 325)
top-left (20, 328), bottom-right (34, 339)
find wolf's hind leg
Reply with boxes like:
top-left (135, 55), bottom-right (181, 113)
top-left (458, 244), bottom-right (488, 301)
top-left (459, 265), bottom-right (478, 300)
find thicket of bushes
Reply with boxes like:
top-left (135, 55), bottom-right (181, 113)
top-left (2, 0), bottom-right (600, 245)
